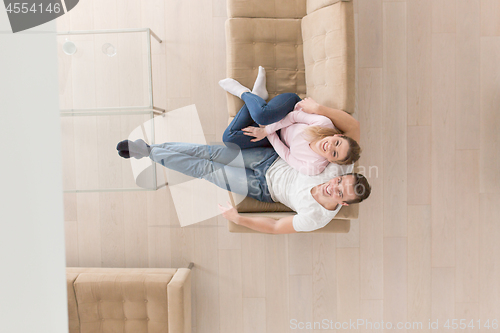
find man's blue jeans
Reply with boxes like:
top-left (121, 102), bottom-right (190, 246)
top-left (222, 92), bottom-right (302, 149)
top-left (149, 142), bottom-right (278, 202)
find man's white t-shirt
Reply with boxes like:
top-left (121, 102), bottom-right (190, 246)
top-left (265, 158), bottom-right (354, 232)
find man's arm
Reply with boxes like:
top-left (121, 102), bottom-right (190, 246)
top-left (235, 215), bottom-right (296, 234)
top-left (218, 202), bottom-right (297, 234)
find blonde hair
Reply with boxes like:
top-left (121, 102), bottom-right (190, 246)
top-left (303, 126), bottom-right (361, 165)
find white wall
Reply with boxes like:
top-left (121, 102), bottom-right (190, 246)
top-left (0, 8), bottom-right (69, 333)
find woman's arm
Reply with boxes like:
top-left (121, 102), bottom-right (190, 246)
top-left (264, 111), bottom-right (296, 134)
top-left (296, 98), bottom-right (360, 142)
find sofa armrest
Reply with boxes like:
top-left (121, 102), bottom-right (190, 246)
top-left (167, 268), bottom-right (192, 333)
top-left (66, 273), bottom-right (80, 333)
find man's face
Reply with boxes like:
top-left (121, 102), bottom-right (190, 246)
top-left (313, 175), bottom-right (358, 210)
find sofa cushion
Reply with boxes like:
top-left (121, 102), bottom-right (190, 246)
top-left (225, 18), bottom-right (306, 117)
top-left (72, 271), bottom-right (175, 333)
top-left (307, 0), bottom-right (342, 14)
top-left (228, 0), bottom-right (306, 19)
top-left (302, 2), bottom-right (355, 113)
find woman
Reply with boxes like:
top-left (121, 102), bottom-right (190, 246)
top-left (219, 68), bottom-right (361, 176)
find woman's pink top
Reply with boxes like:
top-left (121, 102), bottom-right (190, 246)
top-left (264, 110), bottom-right (335, 175)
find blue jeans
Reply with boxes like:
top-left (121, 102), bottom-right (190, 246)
top-left (149, 142), bottom-right (278, 202)
top-left (222, 92), bottom-right (302, 149)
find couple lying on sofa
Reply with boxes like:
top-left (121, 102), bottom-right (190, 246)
top-left (117, 67), bottom-right (371, 234)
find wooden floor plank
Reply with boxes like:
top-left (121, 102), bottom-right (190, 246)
top-left (64, 221), bottom-right (79, 267)
top-left (455, 303), bottom-right (479, 333)
top-left (360, 300), bottom-right (383, 333)
top-left (481, 0), bottom-right (500, 36)
top-left (218, 216), bottom-right (241, 250)
top-left (123, 192), bottom-right (149, 267)
top-left (337, 248), bottom-right (360, 333)
top-left (242, 234), bottom-right (266, 298)
top-left (358, 0), bottom-right (383, 68)
top-left (213, 16), bottom-right (229, 141)
top-left (243, 298), bottom-right (266, 333)
top-left (432, 0), bottom-right (456, 33)
top-left (431, 33), bottom-right (456, 268)
top-left (408, 206), bottom-right (432, 333)
top-left (312, 234), bottom-right (337, 326)
top-left (63, 193), bottom-right (77, 222)
top-left (479, 38), bottom-right (500, 193)
top-left (189, 0), bottom-right (216, 137)
top-left (219, 249), bottom-right (243, 333)
top-left (384, 237), bottom-right (407, 333)
top-left (407, 126), bottom-right (431, 205)
top-left (358, 68), bottom-right (384, 300)
top-left (165, 0), bottom-right (192, 99)
top-left (382, 2), bottom-right (407, 237)
top-left (289, 275), bottom-right (313, 333)
top-left (407, 0), bottom-right (432, 126)
top-left (431, 268), bottom-right (455, 327)
top-left (147, 226), bottom-right (171, 268)
top-left (479, 194), bottom-right (500, 323)
top-left (194, 226), bottom-right (220, 332)
top-left (455, 150), bottom-right (479, 303)
top-left (99, 192), bottom-right (125, 267)
top-left (456, 0), bottom-right (480, 150)
top-left (289, 233), bottom-right (313, 275)
top-left (76, 193), bottom-right (101, 267)
top-left (266, 235), bottom-right (289, 333)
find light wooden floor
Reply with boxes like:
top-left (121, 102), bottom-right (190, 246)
top-left (58, 0), bottom-right (500, 332)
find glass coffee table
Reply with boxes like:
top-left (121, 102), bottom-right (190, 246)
top-left (57, 28), bottom-right (166, 192)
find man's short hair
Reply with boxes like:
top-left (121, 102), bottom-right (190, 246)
top-left (344, 173), bottom-right (371, 205)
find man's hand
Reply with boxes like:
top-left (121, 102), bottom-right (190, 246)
top-left (218, 201), bottom-right (240, 222)
top-left (243, 126), bottom-right (267, 142)
top-left (295, 97), bottom-right (321, 114)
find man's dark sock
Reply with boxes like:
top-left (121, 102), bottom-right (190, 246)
top-left (116, 139), bottom-right (150, 159)
top-left (118, 150), bottom-right (130, 159)
top-left (116, 140), bottom-right (129, 151)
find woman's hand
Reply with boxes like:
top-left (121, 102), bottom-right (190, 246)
top-left (218, 201), bottom-right (240, 223)
top-left (295, 97), bottom-right (321, 114)
top-left (243, 126), bottom-right (267, 142)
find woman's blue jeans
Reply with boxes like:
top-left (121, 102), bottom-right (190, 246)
top-left (149, 142), bottom-right (278, 202)
top-left (222, 92), bottom-right (302, 149)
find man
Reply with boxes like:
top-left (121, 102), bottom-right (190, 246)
top-left (116, 139), bottom-right (371, 234)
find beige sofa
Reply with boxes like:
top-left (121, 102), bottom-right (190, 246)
top-left (224, 0), bottom-right (357, 233)
top-left (66, 266), bottom-right (192, 333)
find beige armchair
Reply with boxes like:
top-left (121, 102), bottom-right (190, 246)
top-left (66, 265), bottom-right (192, 333)
top-left (224, 0), bottom-right (357, 233)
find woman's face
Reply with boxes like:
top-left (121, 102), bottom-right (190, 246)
top-left (314, 135), bottom-right (349, 163)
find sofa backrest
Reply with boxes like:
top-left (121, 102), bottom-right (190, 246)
top-left (225, 17), bottom-right (307, 117)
